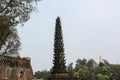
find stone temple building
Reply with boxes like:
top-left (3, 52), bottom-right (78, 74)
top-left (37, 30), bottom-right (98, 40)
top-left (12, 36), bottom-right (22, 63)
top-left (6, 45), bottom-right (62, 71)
top-left (49, 17), bottom-right (70, 80)
top-left (0, 55), bottom-right (35, 80)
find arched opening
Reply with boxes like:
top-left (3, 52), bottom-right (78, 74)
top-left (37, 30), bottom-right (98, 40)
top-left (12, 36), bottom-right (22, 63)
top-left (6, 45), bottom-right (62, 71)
top-left (19, 71), bottom-right (24, 78)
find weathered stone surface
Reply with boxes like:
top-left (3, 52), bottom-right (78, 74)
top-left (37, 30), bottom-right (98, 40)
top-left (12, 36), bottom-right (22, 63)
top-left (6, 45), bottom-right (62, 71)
top-left (0, 55), bottom-right (35, 80)
top-left (49, 17), bottom-right (70, 80)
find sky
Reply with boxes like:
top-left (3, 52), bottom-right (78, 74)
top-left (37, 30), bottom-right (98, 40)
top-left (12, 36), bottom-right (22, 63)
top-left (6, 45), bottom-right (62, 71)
top-left (18, 0), bottom-right (120, 72)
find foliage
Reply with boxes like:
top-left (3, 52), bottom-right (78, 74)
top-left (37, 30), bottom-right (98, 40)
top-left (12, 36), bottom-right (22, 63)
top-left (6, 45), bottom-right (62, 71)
top-left (75, 58), bottom-right (87, 71)
top-left (0, 0), bottom-right (41, 24)
top-left (110, 65), bottom-right (120, 80)
top-left (97, 73), bottom-right (109, 80)
top-left (104, 59), bottom-right (109, 65)
top-left (96, 66), bottom-right (112, 77)
top-left (75, 66), bottom-right (91, 80)
top-left (73, 72), bottom-right (79, 78)
top-left (67, 63), bottom-right (74, 78)
top-left (35, 70), bottom-right (50, 80)
top-left (73, 59), bottom-right (91, 80)
top-left (0, 25), bottom-right (20, 55)
top-left (0, 15), bottom-right (20, 55)
top-left (0, 0), bottom-right (41, 55)
top-left (99, 62), bottom-right (105, 66)
top-left (35, 58), bottom-right (120, 80)
top-left (0, 16), bottom-right (16, 46)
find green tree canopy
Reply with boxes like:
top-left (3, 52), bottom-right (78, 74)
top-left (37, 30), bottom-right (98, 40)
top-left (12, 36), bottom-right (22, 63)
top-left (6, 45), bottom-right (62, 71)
top-left (97, 73), bottom-right (109, 80)
top-left (73, 66), bottom-right (91, 80)
top-left (35, 70), bottom-right (50, 80)
top-left (67, 63), bottom-right (74, 77)
top-left (0, 0), bottom-right (41, 55)
top-left (0, 0), bottom-right (41, 24)
top-left (110, 65), bottom-right (120, 80)
top-left (95, 66), bottom-right (112, 80)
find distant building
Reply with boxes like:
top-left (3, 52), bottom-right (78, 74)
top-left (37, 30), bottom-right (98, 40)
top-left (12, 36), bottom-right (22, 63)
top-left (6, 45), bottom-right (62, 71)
top-left (99, 56), bottom-right (105, 64)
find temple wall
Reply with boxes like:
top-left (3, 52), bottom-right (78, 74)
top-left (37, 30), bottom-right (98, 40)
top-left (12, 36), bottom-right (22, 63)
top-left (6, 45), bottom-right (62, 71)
top-left (0, 55), bottom-right (35, 80)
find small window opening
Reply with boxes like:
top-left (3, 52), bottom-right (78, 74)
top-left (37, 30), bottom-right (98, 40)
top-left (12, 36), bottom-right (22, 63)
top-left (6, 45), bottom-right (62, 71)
top-left (19, 71), bottom-right (24, 78)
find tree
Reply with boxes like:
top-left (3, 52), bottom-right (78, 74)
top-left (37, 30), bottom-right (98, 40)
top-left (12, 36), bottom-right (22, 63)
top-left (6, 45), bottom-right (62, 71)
top-left (73, 66), bottom-right (91, 80)
top-left (0, 0), bottom-right (41, 24)
top-left (73, 72), bottom-right (79, 79)
top-left (78, 67), bottom-right (91, 80)
top-left (0, 25), bottom-right (21, 56)
top-left (0, 27), bottom-right (21, 55)
top-left (75, 58), bottom-right (87, 71)
top-left (87, 59), bottom-right (98, 68)
top-left (0, 0), bottom-right (41, 55)
top-left (35, 70), bottom-right (50, 80)
top-left (95, 66), bottom-right (112, 80)
top-left (110, 65), bottom-right (120, 80)
top-left (97, 73), bottom-right (109, 80)
top-left (0, 16), bottom-right (15, 49)
top-left (104, 59), bottom-right (109, 65)
top-left (67, 63), bottom-right (74, 77)
top-left (82, 58), bottom-right (87, 65)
